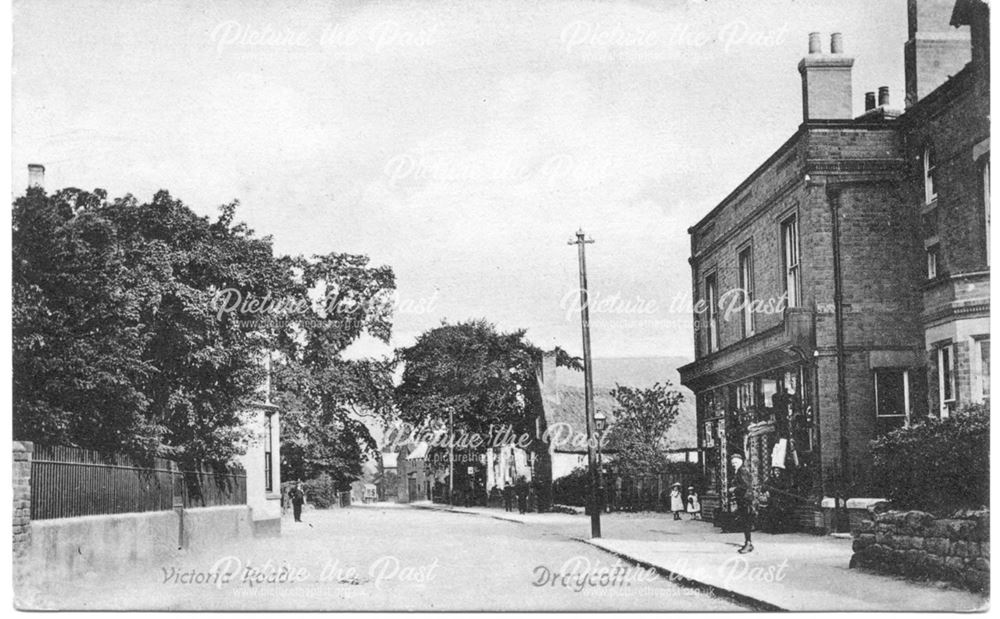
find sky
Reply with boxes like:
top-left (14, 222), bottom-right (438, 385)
top-left (12, 0), bottom-right (907, 360)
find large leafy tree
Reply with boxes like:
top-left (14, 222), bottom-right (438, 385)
top-left (604, 382), bottom-right (684, 475)
top-left (270, 253), bottom-right (397, 488)
top-left (13, 186), bottom-right (396, 485)
top-left (395, 319), bottom-right (541, 440)
top-left (394, 320), bottom-right (549, 507)
top-left (13, 187), bottom-right (292, 464)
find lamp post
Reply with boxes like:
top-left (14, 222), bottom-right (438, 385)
top-left (594, 411), bottom-right (607, 514)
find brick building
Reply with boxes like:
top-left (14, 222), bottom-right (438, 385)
top-left (679, 0), bottom-right (989, 529)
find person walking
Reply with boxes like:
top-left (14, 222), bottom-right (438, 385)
top-left (502, 482), bottom-right (513, 512)
top-left (290, 481), bottom-right (305, 523)
top-left (670, 482), bottom-right (684, 520)
top-left (515, 476), bottom-right (529, 514)
top-left (728, 452), bottom-right (754, 553)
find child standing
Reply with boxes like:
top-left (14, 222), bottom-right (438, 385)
top-left (670, 482), bottom-right (684, 520)
top-left (686, 486), bottom-right (701, 520)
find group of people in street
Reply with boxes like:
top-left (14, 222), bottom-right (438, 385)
top-left (499, 476), bottom-right (531, 514)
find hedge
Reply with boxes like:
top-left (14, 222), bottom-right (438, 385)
top-left (870, 402), bottom-right (988, 516)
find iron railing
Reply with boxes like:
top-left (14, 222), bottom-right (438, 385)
top-left (30, 444), bottom-right (246, 520)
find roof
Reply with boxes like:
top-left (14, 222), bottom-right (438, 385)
top-left (406, 442), bottom-right (429, 460)
top-left (540, 385), bottom-right (618, 454)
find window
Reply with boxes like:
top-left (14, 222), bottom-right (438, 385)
top-left (738, 247), bottom-right (754, 337)
top-left (937, 345), bottom-right (955, 418)
top-left (924, 145), bottom-right (937, 204)
top-left (983, 157), bottom-right (991, 266)
top-left (875, 368), bottom-right (910, 434)
top-left (705, 274), bottom-right (719, 353)
top-left (926, 244), bottom-right (940, 279)
top-left (781, 216), bottom-right (800, 307)
top-left (736, 379), bottom-right (755, 410)
top-left (264, 413), bottom-right (274, 492)
top-left (978, 338), bottom-right (990, 400)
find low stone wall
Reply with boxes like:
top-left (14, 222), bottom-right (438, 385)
top-left (26, 505), bottom-right (253, 583)
top-left (851, 508), bottom-right (989, 592)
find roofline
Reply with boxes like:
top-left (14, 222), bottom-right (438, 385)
top-left (686, 118), bottom-right (903, 235)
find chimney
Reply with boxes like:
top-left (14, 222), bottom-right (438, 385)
top-left (904, 0), bottom-right (971, 107)
top-left (28, 164), bottom-right (45, 189)
top-left (878, 86), bottom-right (891, 107)
top-left (865, 91), bottom-right (876, 111)
top-left (798, 32), bottom-right (855, 121)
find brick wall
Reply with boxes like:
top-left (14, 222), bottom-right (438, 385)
top-left (13, 441), bottom-right (33, 585)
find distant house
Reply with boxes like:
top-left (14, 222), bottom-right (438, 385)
top-left (534, 352), bottom-right (697, 480)
top-left (535, 354), bottom-right (618, 481)
top-left (396, 443), bottom-right (433, 502)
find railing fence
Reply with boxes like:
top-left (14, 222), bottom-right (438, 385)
top-left (30, 444), bottom-right (246, 520)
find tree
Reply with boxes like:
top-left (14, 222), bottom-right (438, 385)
top-left (395, 319), bottom-right (541, 440)
top-left (271, 253), bottom-right (397, 488)
top-left (394, 320), bottom-right (546, 506)
top-left (13, 185), bottom-right (397, 489)
top-left (13, 187), bottom-right (291, 465)
top-left (604, 382), bottom-right (683, 475)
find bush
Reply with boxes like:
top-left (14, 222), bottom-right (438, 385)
top-left (553, 466), bottom-right (590, 507)
top-left (871, 402), bottom-right (988, 515)
top-left (297, 474), bottom-right (341, 509)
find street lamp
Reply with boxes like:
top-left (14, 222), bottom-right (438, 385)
top-left (594, 411), bottom-right (607, 514)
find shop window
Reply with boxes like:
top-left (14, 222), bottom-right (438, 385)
top-left (874, 368), bottom-right (910, 435)
top-left (761, 379), bottom-right (778, 407)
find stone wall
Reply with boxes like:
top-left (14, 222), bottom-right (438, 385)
top-left (851, 508), bottom-right (989, 592)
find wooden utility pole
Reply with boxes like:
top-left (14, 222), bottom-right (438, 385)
top-left (568, 229), bottom-right (601, 538)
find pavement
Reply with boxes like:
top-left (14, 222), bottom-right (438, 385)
top-left (415, 501), bottom-right (989, 612)
top-left (18, 503), bottom-right (744, 611)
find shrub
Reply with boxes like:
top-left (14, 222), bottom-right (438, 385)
top-left (870, 402), bottom-right (988, 515)
top-left (299, 474), bottom-right (341, 509)
top-left (553, 466), bottom-right (590, 507)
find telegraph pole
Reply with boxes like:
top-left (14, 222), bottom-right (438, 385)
top-left (568, 229), bottom-right (601, 539)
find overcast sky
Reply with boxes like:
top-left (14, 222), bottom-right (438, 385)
top-left (13, 0), bottom-right (906, 360)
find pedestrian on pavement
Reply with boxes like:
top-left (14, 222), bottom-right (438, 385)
top-left (502, 482), bottom-right (513, 512)
top-left (290, 481), bottom-right (305, 523)
top-left (686, 486), bottom-right (701, 519)
top-left (515, 476), bottom-right (529, 514)
top-left (670, 482), bottom-right (684, 520)
top-left (728, 452), bottom-right (754, 553)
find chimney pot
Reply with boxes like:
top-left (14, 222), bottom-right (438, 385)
top-left (865, 92), bottom-right (876, 111)
top-left (878, 86), bottom-right (890, 107)
top-left (831, 32), bottom-right (844, 54)
top-left (808, 32), bottom-right (822, 54)
top-left (27, 164), bottom-right (45, 189)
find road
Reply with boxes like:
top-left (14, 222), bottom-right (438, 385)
top-left (25, 504), bottom-right (747, 611)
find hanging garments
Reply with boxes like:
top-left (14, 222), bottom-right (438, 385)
top-left (771, 438), bottom-right (788, 469)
